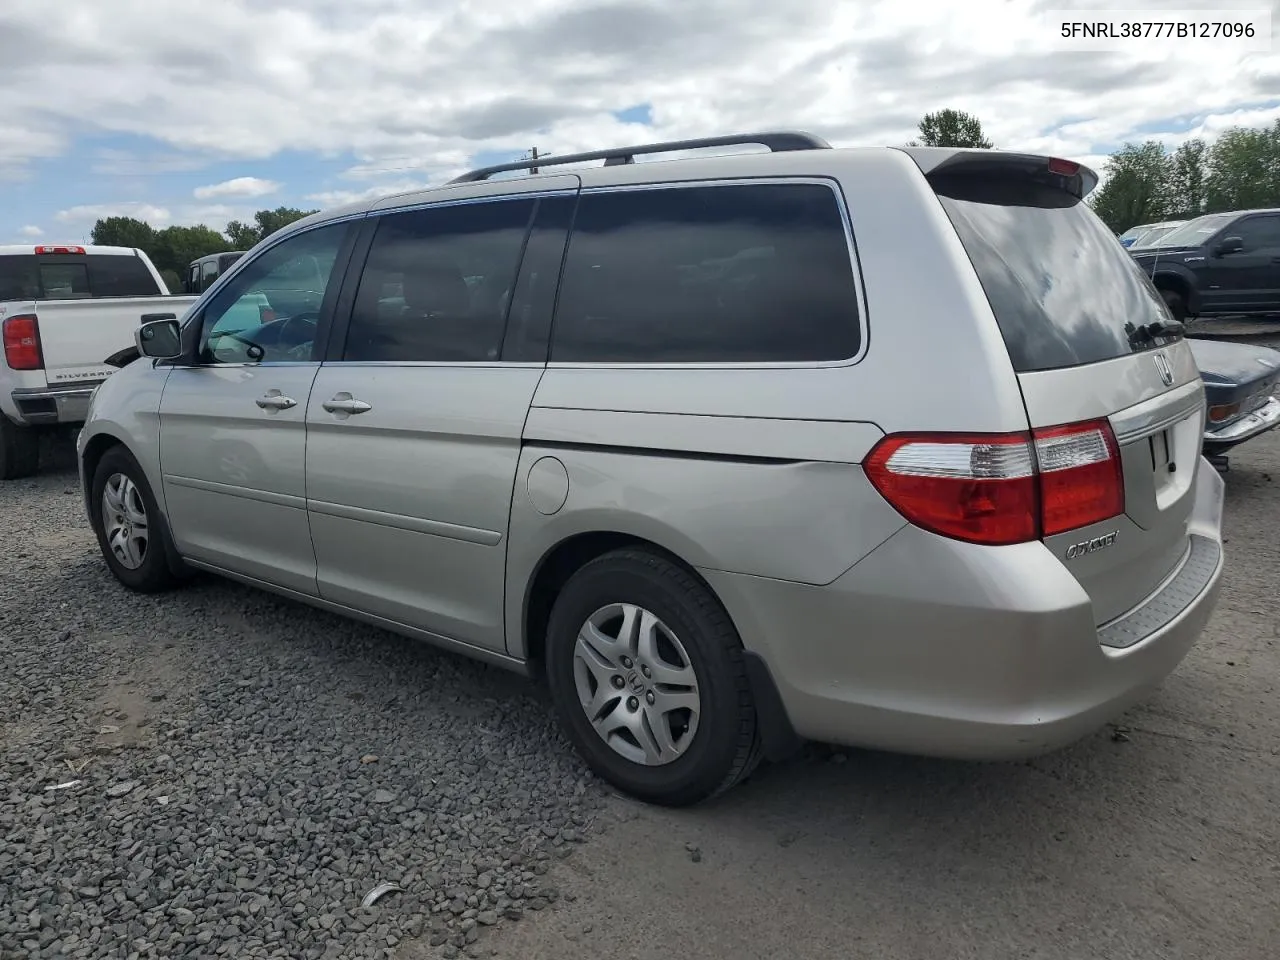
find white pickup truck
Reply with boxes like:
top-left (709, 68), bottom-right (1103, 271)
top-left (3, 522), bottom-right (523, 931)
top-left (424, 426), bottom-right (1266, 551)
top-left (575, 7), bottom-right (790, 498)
top-left (1, 243), bottom-right (197, 479)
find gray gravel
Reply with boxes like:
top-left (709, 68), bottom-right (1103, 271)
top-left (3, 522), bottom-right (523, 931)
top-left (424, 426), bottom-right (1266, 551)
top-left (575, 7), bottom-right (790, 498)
top-left (0, 442), bottom-right (606, 960)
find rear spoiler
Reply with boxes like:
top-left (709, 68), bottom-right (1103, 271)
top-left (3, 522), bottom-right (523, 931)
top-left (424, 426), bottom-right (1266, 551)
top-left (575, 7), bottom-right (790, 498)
top-left (897, 147), bottom-right (1099, 200)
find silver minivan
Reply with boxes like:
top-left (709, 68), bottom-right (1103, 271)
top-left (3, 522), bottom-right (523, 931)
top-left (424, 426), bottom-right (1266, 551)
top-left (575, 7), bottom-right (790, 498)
top-left (79, 132), bottom-right (1225, 806)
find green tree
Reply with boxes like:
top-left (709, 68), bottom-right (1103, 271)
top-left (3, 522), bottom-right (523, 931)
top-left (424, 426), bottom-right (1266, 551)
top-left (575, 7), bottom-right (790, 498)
top-left (1087, 141), bottom-right (1172, 233)
top-left (1205, 121), bottom-right (1280, 213)
top-left (150, 224), bottom-right (229, 277)
top-left (253, 206), bottom-right (318, 242)
top-left (912, 109), bottom-right (994, 149)
top-left (90, 216), bottom-right (155, 250)
top-left (223, 219), bottom-right (261, 250)
top-left (1168, 138), bottom-right (1208, 218)
top-left (158, 269), bottom-right (182, 295)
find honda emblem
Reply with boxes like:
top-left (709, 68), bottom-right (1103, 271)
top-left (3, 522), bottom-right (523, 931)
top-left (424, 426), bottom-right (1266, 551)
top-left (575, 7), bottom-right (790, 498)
top-left (1153, 351), bottom-right (1174, 387)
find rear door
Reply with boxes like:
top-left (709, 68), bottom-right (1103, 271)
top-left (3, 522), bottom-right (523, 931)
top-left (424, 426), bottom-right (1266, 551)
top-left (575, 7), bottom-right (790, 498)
top-left (304, 184), bottom-right (576, 652)
top-left (927, 157), bottom-right (1205, 625)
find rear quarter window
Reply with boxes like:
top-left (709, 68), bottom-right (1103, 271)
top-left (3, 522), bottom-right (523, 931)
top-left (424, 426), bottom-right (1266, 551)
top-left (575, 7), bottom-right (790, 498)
top-left (550, 181), bottom-right (861, 363)
top-left (932, 174), bottom-right (1169, 373)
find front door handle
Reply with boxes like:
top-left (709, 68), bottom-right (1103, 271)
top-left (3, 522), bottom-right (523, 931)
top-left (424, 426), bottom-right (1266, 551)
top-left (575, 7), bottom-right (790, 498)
top-left (255, 392), bottom-right (297, 410)
top-left (322, 394), bottom-right (372, 415)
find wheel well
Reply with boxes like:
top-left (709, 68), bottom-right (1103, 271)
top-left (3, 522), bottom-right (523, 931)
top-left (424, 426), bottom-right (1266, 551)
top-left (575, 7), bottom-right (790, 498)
top-left (1153, 273), bottom-right (1190, 301)
top-left (80, 433), bottom-right (123, 490)
top-left (523, 532), bottom-right (698, 675)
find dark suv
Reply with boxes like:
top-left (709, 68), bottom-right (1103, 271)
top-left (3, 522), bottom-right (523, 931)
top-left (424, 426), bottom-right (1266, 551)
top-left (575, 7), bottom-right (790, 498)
top-left (1130, 208), bottom-right (1280, 322)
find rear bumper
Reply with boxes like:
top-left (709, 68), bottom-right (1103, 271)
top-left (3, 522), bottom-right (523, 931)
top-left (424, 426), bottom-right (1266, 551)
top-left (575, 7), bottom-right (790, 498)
top-left (9, 382), bottom-right (101, 426)
top-left (1202, 395), bottom-right (1280, 453)
top-left (703, 457), bottom-right (1226, 761)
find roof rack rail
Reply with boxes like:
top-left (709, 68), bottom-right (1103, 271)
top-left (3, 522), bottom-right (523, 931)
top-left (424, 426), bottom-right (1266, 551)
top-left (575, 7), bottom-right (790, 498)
top-left (448, 130), bottom-right (832, 184)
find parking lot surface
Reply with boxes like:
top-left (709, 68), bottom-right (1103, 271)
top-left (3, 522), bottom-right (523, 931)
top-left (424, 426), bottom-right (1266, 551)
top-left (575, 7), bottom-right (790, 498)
top-left (3, 347), bottom-right (1278, 960)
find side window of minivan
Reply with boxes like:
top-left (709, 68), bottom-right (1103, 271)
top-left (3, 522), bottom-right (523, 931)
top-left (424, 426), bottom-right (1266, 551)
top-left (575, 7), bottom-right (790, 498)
top-left (342, 197), bottom-right (537, 363)
top-left (550, 182), bottom-right (860, 363)
top-left (197, 223), bottom-right (349, 365)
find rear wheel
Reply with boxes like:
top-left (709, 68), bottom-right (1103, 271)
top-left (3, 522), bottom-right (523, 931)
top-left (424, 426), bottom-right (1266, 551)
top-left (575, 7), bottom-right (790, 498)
top-left (544, 548), bottom-right (761, 807)
top-left (1160, 287), bottom-right (1188, 323)
top-left (89, 446), bottom-right (181, 592)
top-left (0, 417), bottom-right (40, 480)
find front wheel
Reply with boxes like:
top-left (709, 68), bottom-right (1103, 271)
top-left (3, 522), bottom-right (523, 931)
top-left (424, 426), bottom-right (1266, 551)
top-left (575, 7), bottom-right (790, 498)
top-left (545, 548), bottom-right (761, 806)
top-left (89, 446), bottom-right (182, 592)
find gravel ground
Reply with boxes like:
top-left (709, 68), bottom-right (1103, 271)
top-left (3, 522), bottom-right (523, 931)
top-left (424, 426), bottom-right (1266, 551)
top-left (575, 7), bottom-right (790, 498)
top-left (0, 443), bottom-right (606, 960)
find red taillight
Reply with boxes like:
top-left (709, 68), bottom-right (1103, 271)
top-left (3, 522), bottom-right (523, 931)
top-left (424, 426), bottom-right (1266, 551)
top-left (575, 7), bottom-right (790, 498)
top-left (1047, 158), bottom-right (1079, 176)
top-left (865, 419), bottom-right (1124, 546)
top-left (2, 314), bottom-right (43, 371)
top-left (1033, 420), bottom-right (1124, 537)
top-left (34, 245), bottom-right (85, 255)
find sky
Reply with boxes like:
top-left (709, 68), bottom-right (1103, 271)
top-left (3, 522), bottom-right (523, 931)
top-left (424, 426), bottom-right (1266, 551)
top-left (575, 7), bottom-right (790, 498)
top-left (1, 0), bottom-right (1278, 245)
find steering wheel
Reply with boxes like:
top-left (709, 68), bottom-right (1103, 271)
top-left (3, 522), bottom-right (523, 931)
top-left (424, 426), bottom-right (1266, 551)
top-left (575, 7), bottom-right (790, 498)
top-left (275, 311), bottom-right (321, 348)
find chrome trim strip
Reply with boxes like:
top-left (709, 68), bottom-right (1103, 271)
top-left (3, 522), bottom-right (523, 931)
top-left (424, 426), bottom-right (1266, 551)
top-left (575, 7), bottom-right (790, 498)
top-left (305, 498), bottom-right (503, 546)
top-left (11, 383), bottom-right (100, 400)
top-left (1110, 380), bottom-right (1205, 444)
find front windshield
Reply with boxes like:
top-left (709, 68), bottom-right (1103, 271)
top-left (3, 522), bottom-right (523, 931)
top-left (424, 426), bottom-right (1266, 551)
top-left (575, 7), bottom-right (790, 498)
top-left (1130, 223), bottom-right (1183, 249)
top-left (1144, 212), bottom-right (1236, 249)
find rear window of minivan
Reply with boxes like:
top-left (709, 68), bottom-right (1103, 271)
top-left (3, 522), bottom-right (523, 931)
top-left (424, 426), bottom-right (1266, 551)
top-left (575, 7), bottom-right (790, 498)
top-left (0, 253), bottom-right (162, 301)
top-left (932, 174), bottom-right (1170, 373)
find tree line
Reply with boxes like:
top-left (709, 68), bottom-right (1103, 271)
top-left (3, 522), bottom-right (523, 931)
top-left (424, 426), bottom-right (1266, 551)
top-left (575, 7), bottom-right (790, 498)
top-left (89, 206), bottom-right (316, 292)
top-left (907, 108), bottom-right (1280, 235)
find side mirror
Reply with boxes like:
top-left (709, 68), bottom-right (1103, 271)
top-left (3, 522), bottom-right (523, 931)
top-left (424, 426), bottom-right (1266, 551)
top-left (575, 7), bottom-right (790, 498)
top-left (135, 318), bottom-right (184, 360)
top-left (1215, 236), bottom-right (1244, 256)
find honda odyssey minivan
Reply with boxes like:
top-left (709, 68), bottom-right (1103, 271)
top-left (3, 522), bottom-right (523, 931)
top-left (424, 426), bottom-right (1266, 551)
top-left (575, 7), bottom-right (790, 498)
top-left (79, 131), bottom-right (1225, 806)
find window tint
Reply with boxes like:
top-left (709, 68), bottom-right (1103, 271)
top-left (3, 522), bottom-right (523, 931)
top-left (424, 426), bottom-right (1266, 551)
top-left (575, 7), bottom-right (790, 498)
top-left (198, 223), bottom-right (348, 364)
top-left (38, 263), bottom-right (91, 300)
top-left (1234, 215), bottom-right (1280, 250)
top-left (86, 254), bottom-right (162, 297)
top-left (343, 198), bottom-right (536, 363)
top-left (934, 173), bottom-right (1170, 373)
top-left (550, 182), bottom-right (859, 364)
top-left (0, 256), bottom-right (40, 300)
top-left (200, 259), bottom-right (220, 291)
top-left (0, 254), bottom-right (161, 299)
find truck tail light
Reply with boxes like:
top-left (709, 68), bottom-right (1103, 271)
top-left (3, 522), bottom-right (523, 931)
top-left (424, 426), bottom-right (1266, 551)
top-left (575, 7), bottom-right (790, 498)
top-left (2, 314), bottom-right (44, 371)
top-left (864, 419), bottom-right (1124, 546)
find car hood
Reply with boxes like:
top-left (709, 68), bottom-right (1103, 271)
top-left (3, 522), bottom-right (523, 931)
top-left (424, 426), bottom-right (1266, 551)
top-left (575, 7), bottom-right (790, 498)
top-left (1187, 337), bottom-right (1280, 386)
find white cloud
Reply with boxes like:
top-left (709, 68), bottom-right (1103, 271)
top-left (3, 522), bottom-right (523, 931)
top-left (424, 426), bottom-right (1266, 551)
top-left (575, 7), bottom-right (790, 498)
top-left (55, 202), bottom-right (172, 224)
top-left (193, 176), bottom-right (281, 200)
top-left (0, 0), bottom-right (1276, 200)
top-left (19, 225), bottom-right (42, 237)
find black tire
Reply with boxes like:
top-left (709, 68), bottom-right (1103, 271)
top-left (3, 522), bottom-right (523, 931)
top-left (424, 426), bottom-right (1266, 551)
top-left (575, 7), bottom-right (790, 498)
top-left (1160, 288), bottom-right (1188, 323)
top-left (89, 446), bottom-right (181, 593)
top-left (0, 417), bottom-right (40, 481)
top-left (545, 547), bottom-right (761, 807)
